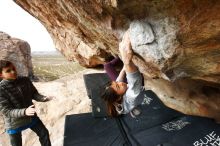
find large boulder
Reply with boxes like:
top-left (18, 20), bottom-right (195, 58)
top-left (0, 32), bottom-right (33, 77)
top-left (13, 0), bottom-right (220, 121)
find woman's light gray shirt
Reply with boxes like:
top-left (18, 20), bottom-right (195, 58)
top-left (116, 70), bottom-right (144, 114)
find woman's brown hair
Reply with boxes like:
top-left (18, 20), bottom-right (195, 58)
top-left (101, 81), bottom-right (122, 117)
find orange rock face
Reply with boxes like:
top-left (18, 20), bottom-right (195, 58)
top-left (14, 0), bottom-right (220, 121)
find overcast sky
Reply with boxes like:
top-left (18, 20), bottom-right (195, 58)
top-left (0, 1), bottom-right (55, 52)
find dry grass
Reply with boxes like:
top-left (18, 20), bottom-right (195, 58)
top-left (32, 52), bottom-right (85, 81)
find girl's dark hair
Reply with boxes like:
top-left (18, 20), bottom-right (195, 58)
top-left (0, 60), bottom-right (13, 73)
top-left (101, 81), bottom-right (122, 117)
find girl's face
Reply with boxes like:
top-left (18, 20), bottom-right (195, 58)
top-left (111, 81), bottom-right (127, 96)
top-left (0, 64), bottom-right (17, 80)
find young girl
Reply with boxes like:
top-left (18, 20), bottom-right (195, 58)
top-left (101, 31), bottom-right (145, 117)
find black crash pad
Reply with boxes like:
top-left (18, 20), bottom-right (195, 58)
top-left (167, 116), bottom-right (220, 146)
top-left (63, 73), bottom-right (220, 146)
top-left (83, 73), bottom-right (110, 99)
top-left (64, 112), bottom-right (220, 146)
top-left (64, 113), bottom-right (128, 146)
top-left (121, 115), bottom-right (220, 146)
top-left (83, 73), bottom-right (111, 117)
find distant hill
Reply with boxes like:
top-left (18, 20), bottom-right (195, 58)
top-left (31, 51), bottom-right (62, 56)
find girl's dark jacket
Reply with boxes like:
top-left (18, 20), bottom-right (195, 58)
top-left (0, 77), bottom-right (46, 130)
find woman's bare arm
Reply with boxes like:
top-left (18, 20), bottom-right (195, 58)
top-left (116, 66), bottom-right (126, 82)
top-left (119, 31), bottom-right (137, 73)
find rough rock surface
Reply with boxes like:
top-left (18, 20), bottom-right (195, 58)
top-left (13, 1), bottom-right (220, 120)
top-left (0, 32), bottom-right (33, 77)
